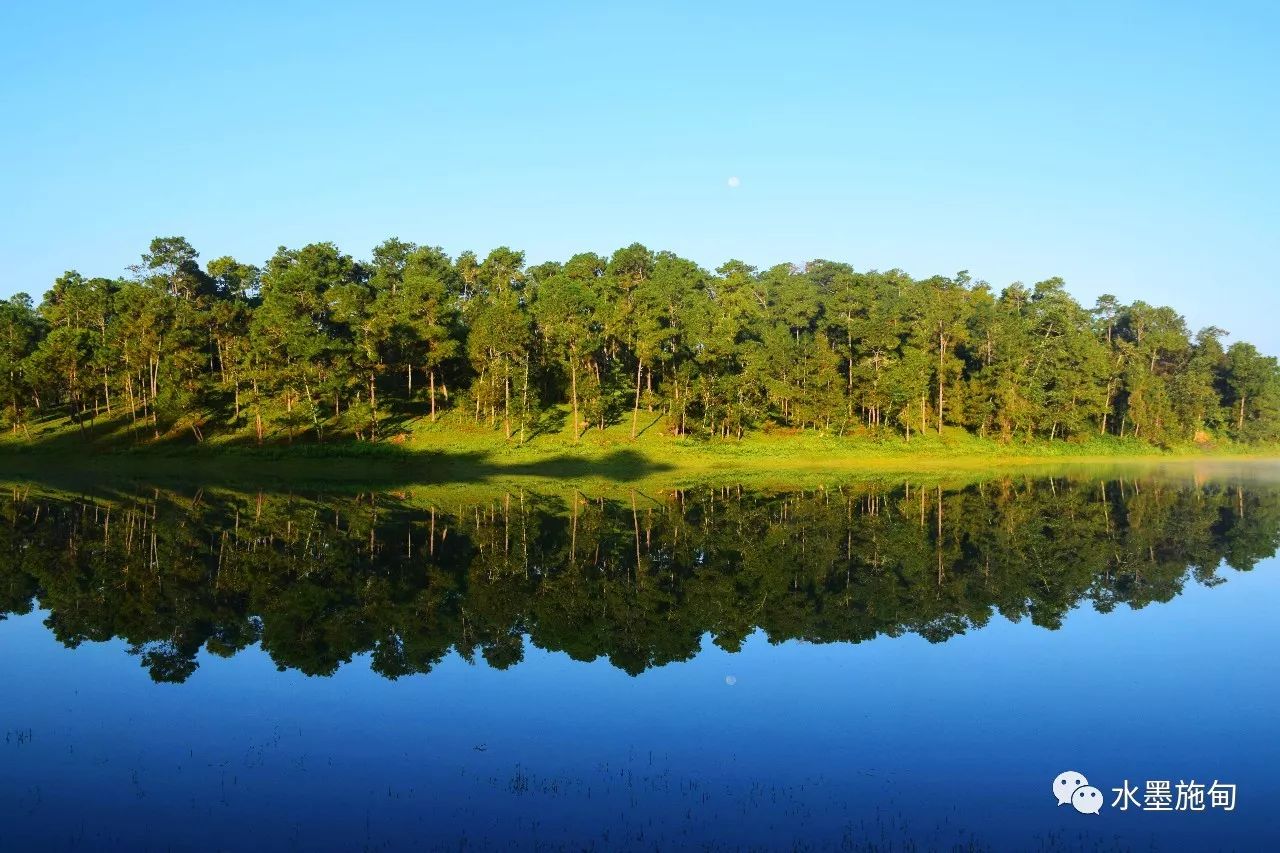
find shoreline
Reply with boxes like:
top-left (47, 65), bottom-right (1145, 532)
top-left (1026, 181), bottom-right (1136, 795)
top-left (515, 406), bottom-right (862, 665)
top-left (1, 438), bottom-right (1277, 495)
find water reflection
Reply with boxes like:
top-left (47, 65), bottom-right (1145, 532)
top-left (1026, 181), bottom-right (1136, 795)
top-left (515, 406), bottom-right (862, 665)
top-left (1, 474), bottom-right (1276, 683)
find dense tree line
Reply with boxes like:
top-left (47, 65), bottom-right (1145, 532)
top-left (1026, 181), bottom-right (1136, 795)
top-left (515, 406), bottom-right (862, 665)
top-left (3, 236), bottom-right (1279, 446)
top-left (0, 476), bottom-right (1274, 682)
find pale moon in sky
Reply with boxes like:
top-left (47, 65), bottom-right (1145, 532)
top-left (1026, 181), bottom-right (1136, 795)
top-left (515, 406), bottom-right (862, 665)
top-left (726, 176), bottom-right (741, 188)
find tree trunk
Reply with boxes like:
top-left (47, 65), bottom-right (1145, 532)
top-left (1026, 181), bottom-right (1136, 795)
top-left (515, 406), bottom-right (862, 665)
top-left (520, 357), bottom-right (529, 445)
top-left (937, 333), bottom-right (945, 434)
top-left (503, 358), bottom-right (511, 440)
top-left (570, 356), bottom-right (580, 443)
top-left (254, 377), bottom-right (263, 445)
top-left (1100, 378), bottom-right (1113, 435)
top-left (304, 376), bottom-right (321, 442)
top-left (429, 369), bottom-right (437, 422)
top-left (150, 357), bottom-right (159, 438)
top-left (126, 376), bottom-right (136, 424)
top-left (846, 328), bottom-right (854, 420)
top-left (631, 358), bottom-right (643, 439)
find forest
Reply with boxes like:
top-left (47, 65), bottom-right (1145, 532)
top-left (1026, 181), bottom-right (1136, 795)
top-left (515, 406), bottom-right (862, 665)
top-left (1, 477), bottom-right (1274, 682)
top-left (3, 236), bottom-right (1279, 448)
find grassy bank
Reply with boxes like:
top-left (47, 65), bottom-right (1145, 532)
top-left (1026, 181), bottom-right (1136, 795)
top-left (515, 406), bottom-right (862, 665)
top-left (0, 405), bottom-right (1276, 495)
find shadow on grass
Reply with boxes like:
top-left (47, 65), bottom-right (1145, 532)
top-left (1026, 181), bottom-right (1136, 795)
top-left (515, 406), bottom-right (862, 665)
top-left (0, 404), bottom-right (680, 492)
top-left (0, 439), bottom-right (674, 491)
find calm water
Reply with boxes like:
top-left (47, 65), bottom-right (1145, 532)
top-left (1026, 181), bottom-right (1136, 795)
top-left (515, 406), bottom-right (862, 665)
top-left (1, 469), bottom-right (1278, 851)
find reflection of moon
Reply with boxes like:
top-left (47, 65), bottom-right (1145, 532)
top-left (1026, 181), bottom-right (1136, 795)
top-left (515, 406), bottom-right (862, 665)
top-left (725, 675), bottom-right (737, 686)
top-left (727, 176), bottom-right (741, 188)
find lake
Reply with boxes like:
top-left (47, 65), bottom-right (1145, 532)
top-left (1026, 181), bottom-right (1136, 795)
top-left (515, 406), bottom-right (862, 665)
top-left (1, 464), bottom-right (1278, 850)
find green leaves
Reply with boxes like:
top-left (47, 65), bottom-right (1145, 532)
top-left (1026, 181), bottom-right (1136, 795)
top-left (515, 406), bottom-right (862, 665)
top-left (4, 233), bottom-right (1278, 449)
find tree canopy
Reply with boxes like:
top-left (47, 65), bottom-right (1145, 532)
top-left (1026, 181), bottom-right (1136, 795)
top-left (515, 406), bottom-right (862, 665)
top-left (4, 236), bottom-right (1278, 447)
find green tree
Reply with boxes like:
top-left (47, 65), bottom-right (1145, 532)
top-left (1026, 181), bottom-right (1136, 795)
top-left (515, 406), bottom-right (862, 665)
top-left (1225, 342), bottom-right (1280, 441)
top-left (0, 295), bottom-right (40, 434)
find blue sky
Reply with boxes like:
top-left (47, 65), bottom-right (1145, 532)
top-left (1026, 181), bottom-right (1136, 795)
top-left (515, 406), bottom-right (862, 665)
top-left (1, 1), bottom-right (1276, 350)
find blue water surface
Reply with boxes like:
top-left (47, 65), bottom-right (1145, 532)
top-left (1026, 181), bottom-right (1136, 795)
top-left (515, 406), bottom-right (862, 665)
top-left (1, 478), bottom-right (1277, 851)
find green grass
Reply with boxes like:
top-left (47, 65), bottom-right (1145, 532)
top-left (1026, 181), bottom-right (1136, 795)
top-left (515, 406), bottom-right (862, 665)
top-left (0, 404), bottom-right (1275, 495)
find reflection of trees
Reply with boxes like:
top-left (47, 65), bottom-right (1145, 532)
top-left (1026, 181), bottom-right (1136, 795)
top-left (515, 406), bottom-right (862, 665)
top-left (0, 476), bottom-right (1276, 683)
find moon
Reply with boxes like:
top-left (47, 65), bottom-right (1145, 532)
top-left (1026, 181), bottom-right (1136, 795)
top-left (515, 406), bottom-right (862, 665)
top-left (726, 176), bottom-right (741, 188)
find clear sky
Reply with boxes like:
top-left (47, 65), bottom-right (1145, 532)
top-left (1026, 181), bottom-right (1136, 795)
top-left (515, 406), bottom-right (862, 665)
top-left (1, 1), bottom-right (1276, 350)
